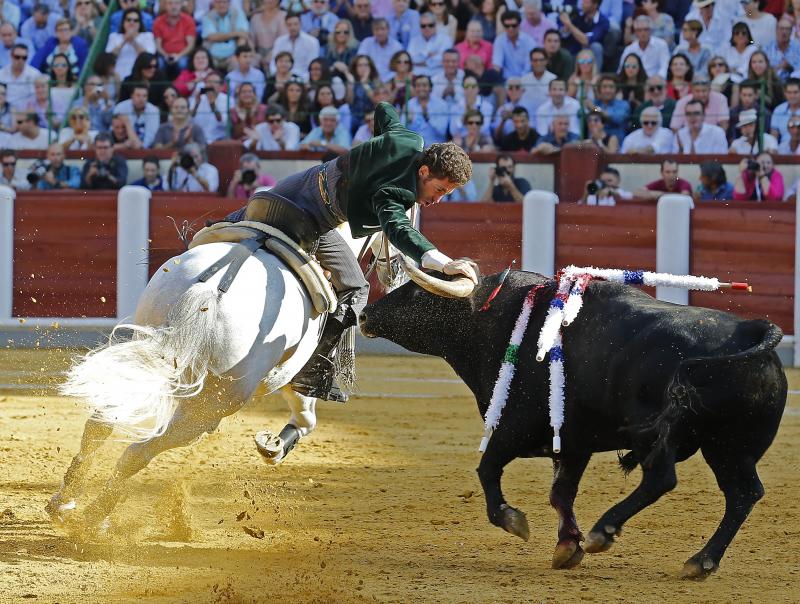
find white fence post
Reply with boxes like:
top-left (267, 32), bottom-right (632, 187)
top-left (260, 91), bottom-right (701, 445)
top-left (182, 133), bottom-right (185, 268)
top-left (522, 190), bottom-right (559, 277)
top-left (656, 194), bottom-right (693, 305)
top-left (0, 185), bottom-right (14, 320)
top-left (117, 186), bottom-right (151, 320)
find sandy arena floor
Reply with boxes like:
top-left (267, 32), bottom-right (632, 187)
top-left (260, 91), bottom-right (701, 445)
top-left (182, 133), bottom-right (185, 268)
top-left (0, 349), bottom-right (797, 604)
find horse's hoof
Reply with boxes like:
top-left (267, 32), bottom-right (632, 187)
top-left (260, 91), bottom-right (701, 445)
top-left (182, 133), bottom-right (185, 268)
top-left (500, 504), bottom-right (529, 541)
top-left (552, 539), bottom-right (585, 569)
top-left (255, 431), bottom-right (286, 466)
top-left (680, 555), bottom-right (718, 580)
top-left (584, 530), bottom-right (614, 553)
top-left (45, 495), bottom-right (76, 525)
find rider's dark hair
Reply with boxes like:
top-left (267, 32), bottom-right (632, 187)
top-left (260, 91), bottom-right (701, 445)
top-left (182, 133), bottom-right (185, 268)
top-left (420, 143), bottom-right (472, 186)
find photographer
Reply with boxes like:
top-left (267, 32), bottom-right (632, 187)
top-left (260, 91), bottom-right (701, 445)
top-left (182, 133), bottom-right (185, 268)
top-left (481, 154), bottom-right (531, 203)
top-left (165, 142), bottom-right (219, 193)
top-left (0, 149), bottom-right (30, 190)
top-left (80, 132), bottom-right (128, 190)
top-left (733, 152), bottom-right (784, 202)
top-left (226, 153), bottom-right (276, 200)
top-left (31, 143), bottom-right (80, 190)
top-left (190, 71), bottom-right (227, 144)
top-left (579, 167), bottom-right (633, 206)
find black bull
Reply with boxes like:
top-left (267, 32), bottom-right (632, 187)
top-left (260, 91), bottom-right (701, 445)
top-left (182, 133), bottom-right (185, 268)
top-left (359, 270), bottom-right (787, 578)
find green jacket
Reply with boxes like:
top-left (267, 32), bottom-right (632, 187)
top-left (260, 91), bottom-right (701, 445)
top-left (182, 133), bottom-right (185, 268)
top-left (345, 102), bottom-right (436, 262)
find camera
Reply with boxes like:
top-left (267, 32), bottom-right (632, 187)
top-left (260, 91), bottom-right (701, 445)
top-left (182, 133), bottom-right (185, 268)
top-left (586, 180), bottom-right (602, 195)
top-left (179, 152), bottom-right (195, 171)
top-left (241, 169), bottom-right (257, 186)
top-left (200, 87), bottom-right (211, 95)
top-left (26, 159), bottom-right (51, 185)
top-left (495, 165), bottom-right (508, 178)
top-left (97, 163), bottom-right (109, 178)
top-left (746, 159), bottom-right (760, 173)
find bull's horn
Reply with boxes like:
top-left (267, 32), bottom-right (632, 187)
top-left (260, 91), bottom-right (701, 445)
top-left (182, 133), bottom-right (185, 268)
top-left (402, 258), bottom-right (476, 298)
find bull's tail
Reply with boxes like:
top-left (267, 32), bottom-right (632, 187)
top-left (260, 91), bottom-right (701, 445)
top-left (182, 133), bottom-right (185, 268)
top-left (61, 283), bottom-right (222, 441)
top-left (636, 320), bottom-right (784, 468)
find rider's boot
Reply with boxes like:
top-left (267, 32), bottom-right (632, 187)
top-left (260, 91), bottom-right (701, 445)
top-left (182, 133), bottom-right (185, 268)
top-left (290, 311), bottom-right (352, 402)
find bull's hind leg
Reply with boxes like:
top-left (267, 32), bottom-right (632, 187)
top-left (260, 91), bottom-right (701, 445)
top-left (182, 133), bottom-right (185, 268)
top-left (550, 452), bottom-right (591, 569)
top-left (681, 446), bottom-right (764, 580)
top-left (584, 449), bottom-right (677, 554)
top-left (47, 415), bottom-right (114, 522)
top-left (255, 387), bottom-right (317, 465)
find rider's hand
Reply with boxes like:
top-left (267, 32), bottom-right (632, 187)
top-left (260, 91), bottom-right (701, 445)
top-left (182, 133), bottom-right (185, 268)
top-left (443, 259), bottom-right (479, 284)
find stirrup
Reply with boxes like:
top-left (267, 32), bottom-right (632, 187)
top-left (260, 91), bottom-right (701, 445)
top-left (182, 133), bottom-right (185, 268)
top-left (291, 380), bottom-right (349, 403)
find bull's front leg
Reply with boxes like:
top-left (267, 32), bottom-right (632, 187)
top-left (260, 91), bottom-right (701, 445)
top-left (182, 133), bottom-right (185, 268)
top-left (550, 452), bottom-right (590, 569)
top-left (477, 427), bottom-right (529, 541)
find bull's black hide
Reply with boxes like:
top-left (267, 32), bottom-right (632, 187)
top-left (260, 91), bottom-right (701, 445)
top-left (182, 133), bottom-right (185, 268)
top-left (360, 270), bottom-right (787, 578)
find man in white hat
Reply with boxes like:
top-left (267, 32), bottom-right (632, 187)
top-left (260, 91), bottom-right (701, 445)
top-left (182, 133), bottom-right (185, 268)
top-left (621, 106), bottom-right (675, 153)
top-left (729, 108), bottom-right (778, 154)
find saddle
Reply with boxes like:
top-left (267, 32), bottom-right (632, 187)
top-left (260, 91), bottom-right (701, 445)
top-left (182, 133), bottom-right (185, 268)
top-left (189, 220), bottom-right (338, 316)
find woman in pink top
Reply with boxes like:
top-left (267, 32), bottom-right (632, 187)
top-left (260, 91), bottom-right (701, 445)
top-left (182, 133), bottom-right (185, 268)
top-left (733, 152), bottom-right (785, 201)
top-left (455, 20), bottom-right (492, 70)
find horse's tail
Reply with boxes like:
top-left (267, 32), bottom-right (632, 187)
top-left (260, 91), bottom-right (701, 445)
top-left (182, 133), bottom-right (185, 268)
top-left (61, 282), bottom-right (222, 441)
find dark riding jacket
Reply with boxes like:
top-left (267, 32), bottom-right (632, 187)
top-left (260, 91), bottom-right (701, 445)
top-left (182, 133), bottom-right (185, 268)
top-left (344, 102), bottom-right (436, 262)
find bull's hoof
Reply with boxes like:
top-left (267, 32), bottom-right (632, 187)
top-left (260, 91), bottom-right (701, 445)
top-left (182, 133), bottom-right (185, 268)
top-left (552, 539), bottom-right (584, 569)
top-left (680, 555), bottom-right (718, 580)
top-left (45, 495), bottom-right (76, 525)
top-left (584, 530), bottom-right (615, 553)
top-left (499, 504), bottom-right (529, 541)
top-left (255, 431), bottom-right (286, 466)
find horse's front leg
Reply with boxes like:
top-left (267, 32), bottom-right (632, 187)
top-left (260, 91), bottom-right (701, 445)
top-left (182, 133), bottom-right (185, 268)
top-left (255, 387), bottom-right (317, 465)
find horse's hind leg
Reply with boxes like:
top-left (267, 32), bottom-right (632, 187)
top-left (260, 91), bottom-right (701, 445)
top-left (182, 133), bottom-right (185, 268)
top-left (47, 415), bottom-right (114, 522)
top-left (255, 387), bottom-right (317, 465)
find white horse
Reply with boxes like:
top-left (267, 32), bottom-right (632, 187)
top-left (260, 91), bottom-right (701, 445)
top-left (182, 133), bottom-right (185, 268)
top-left (47, 225), bottom-right (395, 531)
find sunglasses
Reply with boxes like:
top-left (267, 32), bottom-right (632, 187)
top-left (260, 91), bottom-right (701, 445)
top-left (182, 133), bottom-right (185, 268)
top-left (15, 120), bottom-right (23, 125)
top-left (395, 58), bottom-right (410, 64)
top-left (647, 85), bottom-right (664, 92)
top-left (790, 123), bottom-right (800, 128)
top-left (421, 23), bottom-right (436, 28)
top-left (463, 83), bottom-right (478, 88)
top-left (12, 55), bottom-right (27, 60)
top-left (503, 23), bottom-right (519, 28)
top-left (710, 62), bottom-right (725, 67)
top-left (53, 62), bottom-right (68, 68)
top-left (267, 117), bottom-right (283, 123)
top-left (125, 17), bottom-right (141, 22)
top-left (577, 58), bottom-right (593, 64)
top-left (466, 119), bottom-right (482, 125)
top-left (2, 161), bottom-right (16, 167)
top-left (685, 110), bottom-right (703, 117)
top-left (624, 63), bottom-right (638, 68)
top-left (508, 84), bottom-right (521, 89)
top-left (641, 120), bottom-right (658, 126)
top-left (335, 29), bottom-right (349, 34)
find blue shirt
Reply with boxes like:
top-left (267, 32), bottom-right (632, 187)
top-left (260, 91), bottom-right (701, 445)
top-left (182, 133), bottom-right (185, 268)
top-left (36, 163), bottom-right (81, 190)
top-left (539, 131), bottom-right (579, 146)
top-left (387, 9), bottom-right (419, 48)
top-left (301, 125), bottom-right (352, 149)
top-left (564, 10), bottom-right (610, 55)
top-left (764, 40), bottom-right (800, 80)
top-left (491, 31), bottom-right (536, 78)
top-left (594, 98), bottom-right (630, 142)
top-left (300, 10), bottom-right (339, 38)
top-left (203, 9), bottom-right (249, 60)
top-left (771, 101), bottom-right (800, 142)
top-left (131, 176), bottom-right (164, 191)
top-left (697, 182), bottom-right (734, 201)
top-left (599, 0), bottom-right (622, 27)
top-left (404, 96), bottom-right (450, 146)
top-left (19, 14), bottom-right (58, 52)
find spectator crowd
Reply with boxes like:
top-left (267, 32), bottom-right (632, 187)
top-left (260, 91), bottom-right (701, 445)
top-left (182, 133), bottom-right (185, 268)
top-left (0, 0), bottom-right (798, 200)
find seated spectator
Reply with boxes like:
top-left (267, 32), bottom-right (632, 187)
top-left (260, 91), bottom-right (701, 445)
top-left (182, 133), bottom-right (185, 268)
top-left (675, 19), bottom-right (711, 75)
top-left (32, 142), bottom-right (80, 190)
top-left (535, 78), bottom-right (580, 137)
top-left (58, 106), bottom-right (97, 150)
top-left (0, 82), bottom-right (11, 135)
top-left (687, 1), bottom-right (732, 50)
top-left (634, 159), bottom-right (693, 200)
top-left (387, 0), bottom-right (419, 48)
top-left (72, 0), bottom-right (102, 45)
top-left (473, 0), bottom-right (502, 42)
top-left (579, 167), bottom-right (633, 206)
top-left (113, 83), bottom-right (160, 148)
top-left (407, 12), bottom-right (450, 78)
top-left (278, 78), bottom-right (312, 134)
top-left (300, 105), bottom-right (351, 153)
top-left (0, 23), bottom-right (33, 70)
top-left (567, 49), bottom-right (597, 105)
top-left (617, 52), bottom-right (647, 110)
top-left (492, 11), bottom-right (535, 79)
top-left (523, 47), bottom-right (557, 117)
top-left (226, 152), bottom-right (276, 200)
top-left (449, 75), bottom-right (494, 139)
top-left (106, 10), bottom-right (155, 79)
top-left (621, 106), bottom-right (675, 153)
top-left (587, 75), bottom-right (629, 143)
top-left (778, 115), bottom-right (800, 154)
top-left (730, 80), bottom-right (772, 139)
top-left (463, 54), bottom-right (505, 105)
top-left (404, 75), bottom-right (449, 145)
top-left (108, 0), bottom-right (154, 32)
top-left (272, 12), bottom-right (321, 79)
top-left (308, 57), bottom-right (346, 103)
top-left (302, 0), bottom-right (340, 48)
top-left (453, 108), bottom-right (495, 152)
top-left (160, 85), bottom-right (180, 121)
top-left (723, 22), bottom-right (757, 81)
top-left (0, 44), bottom-right (41, 110)
top-left (666, 53), bottom-right (693, 100)
top-left (153, 96), bottom-right (207, 151)
top-left (384, 50), bottom-right (414, 110)
top-left (175, 48), bottom-right (216, 100)
top-left (93, 52), bottom-right (120, 104)
top-left (47, 52), bottom-right (75, 129)
top-left (227, 45), bottom-right (266, 104)
top-left (0, 148), bottom-right (29, 190)
top-left (455, 20), bottom-right (492, 70)
top-left (729, 109), bottom-right (778, 154)
top-left (675, 99), bottom-right (728, 154)
top-left (771, 77), bottom-right (800, 142)
top-left (498, 106), bottom-right (537, 151)
top-left (733, 152), bottom-right (784, 201)
top-left (619, 15), bottom-right (670, 79)
top-left (631, 75), bottom-right (675, 128)
top-left (429, 0), bottom-right (457, 44)
top-left (230, 82), bottom-right (267, 140)
top-left (250, 0), bottom-right (288, 71)
top-left (31, 18), bottom-right (87, 76)
top-left (351, 108), bottom-right (374, 145)
top-left (582, 109), bottom-right (619, 153)
top-left (708, 55), bottom-right (738, 104)
top-left (481, 154), bottom-right (531, 202)
top-left (246, 104), bottom-right (300, 150)
top-left (26, 75), bottom-right (49, 126)
top-left (670, 74), bottom-right (730, 131)
top-left (71, 74), bottom-right (112, 132)
top-left (8, 110), bottom-right (47, 149)
top-left (532, 112), bottom-right (579, 154)
top-left (741, 0), bottom-right (776, 48)
top-left (264, 50), bottom-right (299, 103)
top-left (131, 156), bottom-right (165, 191)
top-left (203, 0), bottom-right (249, 70)
top-left (431, 49), bottom-right (464, 108)
top-left (543, 28), bottom-right (573, 81)
top-left (120, 54), bottom-right (167, 105)
top-left (20, 5), bottom-right (57, 54)
top-left (560, 0), bottom-right (608, 67)
top-left (694, 159), bottom-right (733, 202)
top-left (765, 16), bottom-right (800, 82)
top-left (0, 1), bottom-right (19, 34)
top-left (153, 0), bottom-right (196, 78)
top-left (310, 83), bottom-right (351, 132)
top-left (165, 142), bottom-right (219, 193)
top-left (350, 0), bottom-right (373, 42)
top-left (520, 0), bottom-right (555, 46)
top-left (109, 113), bottom-right (141, 151)
top-left (747, 50), bottom-right (784, 110)
top-left (80, 132), bottom-right (127, 189)
top-left (190, 71), bottom-right (228, 143)
top-left (323, 19), bottom-right (358, 75)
